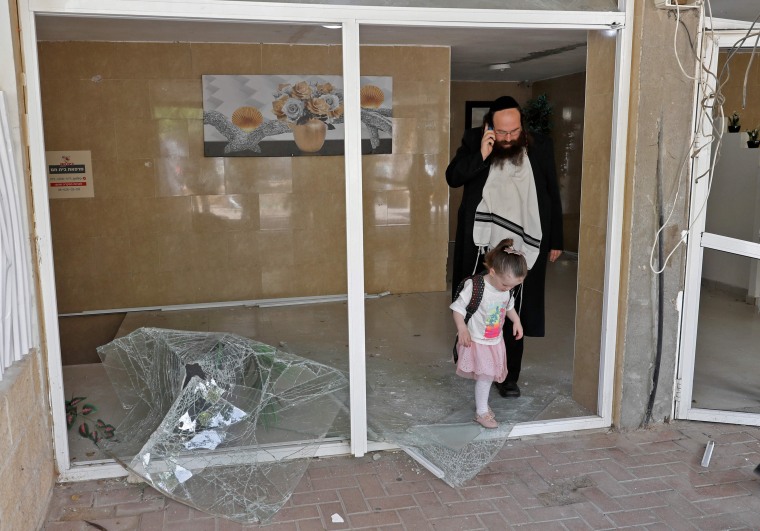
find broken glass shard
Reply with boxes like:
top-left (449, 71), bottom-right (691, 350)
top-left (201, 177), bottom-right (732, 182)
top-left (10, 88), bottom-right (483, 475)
top-left (96, 327), bottom-right (349, 524)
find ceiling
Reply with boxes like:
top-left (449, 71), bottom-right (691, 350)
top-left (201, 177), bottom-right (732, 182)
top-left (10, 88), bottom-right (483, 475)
top-left (35, 1), bottom-right (760, 82)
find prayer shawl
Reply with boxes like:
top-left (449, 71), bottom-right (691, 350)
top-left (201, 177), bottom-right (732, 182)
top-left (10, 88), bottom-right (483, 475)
top-left (472, 151), bottom-right (542, 269)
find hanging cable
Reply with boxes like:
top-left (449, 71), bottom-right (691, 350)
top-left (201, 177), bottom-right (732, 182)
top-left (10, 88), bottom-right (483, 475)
top-left (649, 1), bottom-right (760, 276)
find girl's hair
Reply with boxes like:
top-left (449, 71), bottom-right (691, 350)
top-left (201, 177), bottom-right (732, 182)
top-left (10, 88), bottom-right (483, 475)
top-left (483, 239), bottom-right (528, 279)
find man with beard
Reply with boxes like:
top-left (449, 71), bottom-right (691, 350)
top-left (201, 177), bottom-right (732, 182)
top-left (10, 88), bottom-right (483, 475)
top-left (446, 96), bottom-right (563, 398)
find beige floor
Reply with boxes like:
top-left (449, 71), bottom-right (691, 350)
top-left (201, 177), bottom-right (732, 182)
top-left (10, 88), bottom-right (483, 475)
top-left (693, 283), bottom-right (760, 413)
top-left (63, 257), bottom-right (592, 464)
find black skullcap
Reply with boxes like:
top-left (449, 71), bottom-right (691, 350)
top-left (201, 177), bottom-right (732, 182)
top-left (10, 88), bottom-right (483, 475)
top-left (489, 96), bottom-right (520, 115)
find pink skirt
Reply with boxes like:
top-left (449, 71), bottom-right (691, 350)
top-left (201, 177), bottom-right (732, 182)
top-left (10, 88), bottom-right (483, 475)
top-left (455, 340), bottom-right (508, 383)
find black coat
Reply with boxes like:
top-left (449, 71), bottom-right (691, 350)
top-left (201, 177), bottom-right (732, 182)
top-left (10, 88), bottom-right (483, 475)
top-left (446, 127), bottom-right (563, 337)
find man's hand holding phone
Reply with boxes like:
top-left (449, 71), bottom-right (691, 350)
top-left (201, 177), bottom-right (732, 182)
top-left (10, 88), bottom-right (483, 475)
top-left (481, 124), bottom-right (495, 161)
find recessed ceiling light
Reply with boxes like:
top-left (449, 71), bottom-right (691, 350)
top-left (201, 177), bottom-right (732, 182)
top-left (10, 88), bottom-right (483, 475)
top-left (322, 24), bottom-right (342, 29)
top-left (488, 63), bottom-right (511, 71)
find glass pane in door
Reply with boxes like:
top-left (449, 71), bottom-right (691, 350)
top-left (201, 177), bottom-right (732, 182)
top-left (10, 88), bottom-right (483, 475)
top-left (693, 248), bottom-right (760, 412)
top-left (41, 15), bottom-right (350, 523)
top-left (359, 22), bottom-right (605, 486)
top-left (704, 118), bottom-right (760, 241)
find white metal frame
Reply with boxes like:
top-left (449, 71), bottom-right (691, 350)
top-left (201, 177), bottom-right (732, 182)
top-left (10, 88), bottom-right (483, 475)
top-left (676, 30), bottom-right (760, 425)
top-left (16, 0), bottom-right (631, 481)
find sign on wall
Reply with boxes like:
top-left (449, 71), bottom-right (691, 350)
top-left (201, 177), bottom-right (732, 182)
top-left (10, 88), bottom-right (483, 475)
top-left (202, 75), bottom-right (392, 157)
top-left (45, 151), bottom-right (94, 199)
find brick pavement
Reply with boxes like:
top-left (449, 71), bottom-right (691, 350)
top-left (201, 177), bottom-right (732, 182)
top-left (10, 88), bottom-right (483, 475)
top-left (42, 421), bottom-right (760, 530)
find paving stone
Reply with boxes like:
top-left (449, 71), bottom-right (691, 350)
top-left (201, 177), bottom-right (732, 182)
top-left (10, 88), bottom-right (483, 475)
top-left (511, 521), bottom-right (566, 530)
top-left (366, 493), bottom-right (417, 511)
top-left (628, 464), bottom-right (678, 480)
top-left (573, 501), bottom-right (617, 530)
top-left (254, 522), bottom-right (298, 531)
top-left (561, 517), bottom-right (595, 531)
top-left (476, 510), bottom-right (511, 529)
top-left (490, 494), bottom-right (532, 525)
top-left (94, 487), bottom-right (144, 507)
top-left (425, 515), bottom-right (481, 530)
top-left (689, 512), bottom-right (754, 530)
top-left (164, 518), bottom-right (221, 531)
top-left (458, 484), bottom-right (509, 501)
top-left (39, 422), bottom-right (760, 531)
top-left (289, 488), bottom-right (340, 507)
top-left (346, 509), bottom-right (401, 528)
top-left (651, 505), bottom-right (700, 530)
top-left (269, 504), bottom-right (320, 523)
top-left (163, 499), bottom-right (191, 522)
top-left (397, 507), bottom-right (433, 529)
top-left (137, 511), bottom-right (166, 531)
top-left (524, 504), bottom-right (580, 523)
top-left (580, 486), bottom-right (623, 513)
top-left (85, 515), bottom-right (141, 530)
top-left (294, 517), bottom-right (327, 531)
top-left (383, 478), bottom-right (434, 496)
top-left (309, 474), bottom-right (359, 491)
top-left (505, 482), bottom-right (542, 509)
top-left (42, 523), bottom-right (88, 531)
top-left (605, 508), bottom-right (660, 528)
top-left (620, 477), bottom-right (674, 495)
top-left (657, 489), bottom-right (705, 518)
top-left (356, 473), bottom-right (388, 498)
top-left (338, 486), bottom-right (370, 514)
top-left (433, 485), bottom-right (465, 504)
top-left (316, 501), bottom-right (347, 529)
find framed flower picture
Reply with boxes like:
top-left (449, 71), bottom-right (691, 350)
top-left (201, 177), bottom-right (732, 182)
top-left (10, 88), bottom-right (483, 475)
top-left (202, 75), bottom-right (393, 157)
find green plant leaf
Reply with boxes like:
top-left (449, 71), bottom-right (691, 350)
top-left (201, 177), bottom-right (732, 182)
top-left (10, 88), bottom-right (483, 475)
top-left (81, 404), bottom-right (97, 416)
top-left (66, 411), bottom-right (77, 430)
top-left (68, 396), bottom-right (87, 407)
top-left (78, 423), bottom-right (91, 438)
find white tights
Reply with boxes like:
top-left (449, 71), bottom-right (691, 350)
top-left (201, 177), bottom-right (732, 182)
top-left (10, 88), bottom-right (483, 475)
top-left (475, 376), bottom-right (493, 416)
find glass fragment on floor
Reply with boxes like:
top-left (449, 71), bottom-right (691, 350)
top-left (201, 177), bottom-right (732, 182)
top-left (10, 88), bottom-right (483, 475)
top-left (97, 327), bottom-right (349, 524)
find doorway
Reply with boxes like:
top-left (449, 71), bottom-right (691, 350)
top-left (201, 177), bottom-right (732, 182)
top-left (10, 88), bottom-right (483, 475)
top-left (677, 30), bottom-right (760, 425)
top-left (18, 1), bottom-right (629, 488)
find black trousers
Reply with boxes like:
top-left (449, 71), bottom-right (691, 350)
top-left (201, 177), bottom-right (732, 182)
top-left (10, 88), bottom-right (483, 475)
top-left (504, 332), bottom-right (524, 384)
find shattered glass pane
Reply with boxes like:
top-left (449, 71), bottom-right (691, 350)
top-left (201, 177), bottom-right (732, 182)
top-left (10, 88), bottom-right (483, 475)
top-left (361, 285), bottom-right (582, 488)
top-left (364, 355), bottom-right (515, 487)
top-left (92, 290), bottom-right (579, 522)
top-left (97, 328), bottom-right (349, 524)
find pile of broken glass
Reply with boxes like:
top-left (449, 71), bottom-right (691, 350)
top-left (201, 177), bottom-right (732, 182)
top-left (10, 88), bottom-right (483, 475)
top-left (97, 328), bottom-right (349, 524)
top-left (96, 327), bottom-right (514, 524)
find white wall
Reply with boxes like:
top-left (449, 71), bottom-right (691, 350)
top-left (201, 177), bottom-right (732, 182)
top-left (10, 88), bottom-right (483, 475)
top-left (702, 125), bottom-right (760, 291)
top-left (0, 2), bottom-right (24, 186)
top-left (0, 1), bottom-right (38, 364)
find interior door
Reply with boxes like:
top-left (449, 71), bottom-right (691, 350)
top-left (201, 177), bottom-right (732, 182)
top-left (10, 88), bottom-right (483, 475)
top-left (677, 31), bottom-right (760, 425)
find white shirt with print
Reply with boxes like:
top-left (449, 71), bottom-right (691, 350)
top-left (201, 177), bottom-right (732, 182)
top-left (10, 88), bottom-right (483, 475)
top-left (450, 278), bottom-right (516, 346)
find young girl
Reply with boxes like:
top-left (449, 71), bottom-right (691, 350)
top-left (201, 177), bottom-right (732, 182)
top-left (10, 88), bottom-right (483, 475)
top-left (450, 238), bottom-right (527, 429)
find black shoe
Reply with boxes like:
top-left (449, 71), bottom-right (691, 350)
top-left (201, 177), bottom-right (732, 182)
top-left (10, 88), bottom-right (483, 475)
top-left (494, 381), bottom-right (521, 398)
top-left (501, 381), bottom-right (520, 398)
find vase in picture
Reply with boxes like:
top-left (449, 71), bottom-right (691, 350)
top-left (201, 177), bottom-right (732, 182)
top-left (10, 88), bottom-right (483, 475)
top-left (291, 119), bottom-right (327, 152)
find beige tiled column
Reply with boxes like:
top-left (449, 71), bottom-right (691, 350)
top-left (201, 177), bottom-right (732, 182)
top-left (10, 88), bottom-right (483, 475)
top-left (572, 31), bottom-right (616, 412)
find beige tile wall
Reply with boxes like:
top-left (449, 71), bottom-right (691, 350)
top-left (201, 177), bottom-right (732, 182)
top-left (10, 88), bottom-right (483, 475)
top-left (533, 72), bottom-right (586, 253)
top-left (39, 42), bottom-right (450, 313)
top-left (572, 31), bottom-right (616, 412)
